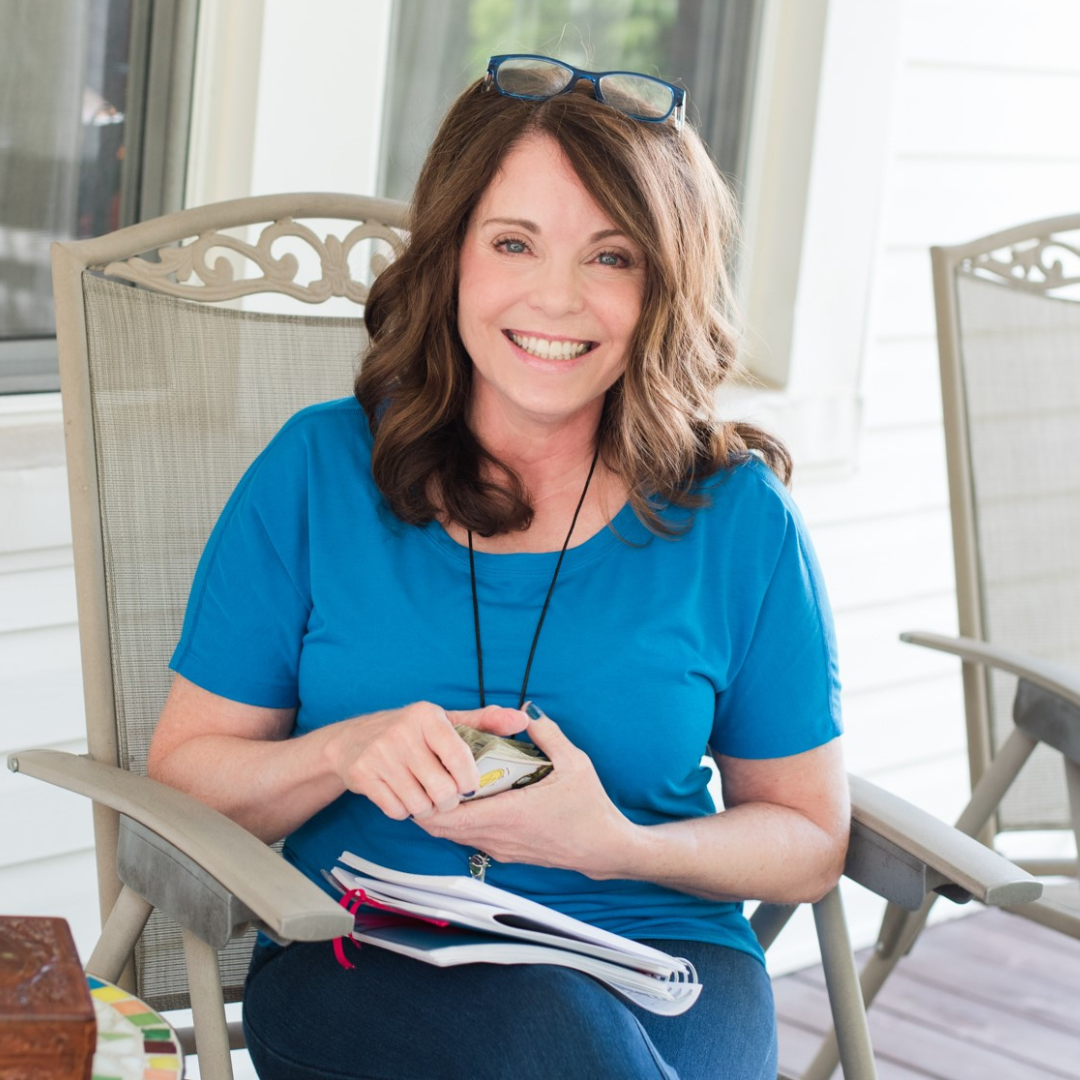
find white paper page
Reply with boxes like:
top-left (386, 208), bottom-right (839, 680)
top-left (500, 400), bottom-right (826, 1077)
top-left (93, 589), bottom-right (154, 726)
top-left (336, 851), bottom-right (678, 966)
top-left (331, 867), bottom-right (679, 977)
top-left (349, 922), bottom-right (702, 1017)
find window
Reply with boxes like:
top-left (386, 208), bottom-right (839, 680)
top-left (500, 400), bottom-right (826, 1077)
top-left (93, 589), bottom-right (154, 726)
top-left (377, 0), bottom-right (764, 204)
top-left (0, 0), bottom-right (198, 394)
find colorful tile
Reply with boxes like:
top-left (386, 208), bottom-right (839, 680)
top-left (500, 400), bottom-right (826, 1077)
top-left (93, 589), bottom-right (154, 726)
top-left (88, 976), bottom-right (184, 1080)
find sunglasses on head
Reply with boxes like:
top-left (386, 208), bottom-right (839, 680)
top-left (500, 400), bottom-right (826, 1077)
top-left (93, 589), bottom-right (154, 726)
top-left (484, 54), bottom-right (687, 129)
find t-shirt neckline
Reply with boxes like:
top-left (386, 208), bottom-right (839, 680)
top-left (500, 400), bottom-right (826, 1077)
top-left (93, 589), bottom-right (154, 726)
top-left (421, 500), bottom-right (642, 576)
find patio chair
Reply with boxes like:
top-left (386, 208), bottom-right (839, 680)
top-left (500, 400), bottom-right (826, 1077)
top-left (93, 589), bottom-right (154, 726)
top-left (6, 194), bottom-right (1041, 1080)
top-left (806, 214), bottom-right (1080, 1078)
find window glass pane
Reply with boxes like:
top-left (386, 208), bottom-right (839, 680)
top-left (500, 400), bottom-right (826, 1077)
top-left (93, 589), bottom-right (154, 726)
top-left (379, 0), bottom-right (705, 203)
top-left (379, 0), bottom-right (760, 204)
top-left (0, 0), bottom-right (135, 387)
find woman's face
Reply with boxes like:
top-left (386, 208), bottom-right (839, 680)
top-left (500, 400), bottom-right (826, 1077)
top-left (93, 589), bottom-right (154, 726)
top-left (457, 133), bottom-right (646, 439)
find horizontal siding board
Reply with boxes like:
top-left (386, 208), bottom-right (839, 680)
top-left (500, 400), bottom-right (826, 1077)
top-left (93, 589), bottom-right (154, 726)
top-left (873, 249), bottom-right (938, 340)
top-left (881, 157), bottom-right (1080, 248)
top-left (0, 624), bottom-right (81, 680)
top-left (0, 466), bottom-right (73, 553)
top-left (0, 849), bottom-right (101, 963)
top-left (794, 425), bottom-right (949, 529)
top-left (1, 739), bottom-right (95, 866)
top-left (812, 508), bottom-right (955, 613)
top-left (903, 0), bottom-right (1080, 69)
top-left (0, 666), bottom-right (86, 749)
top-left (860, 338), bottom-right (944, 431)
top-left (892, 66), bottom-right (1080, 160)
top-left (0, 545), bottom-right (75, 575)
top-left (834, 593), bottom-right (960, 695)
top-left (0, 563), bottom-right (78, 634)
top-left (842, 674), bottom-right (966, 777)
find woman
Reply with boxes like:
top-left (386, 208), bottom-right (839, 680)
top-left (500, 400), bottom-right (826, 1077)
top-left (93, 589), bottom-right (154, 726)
top-left (149, 55), bottom-right (848, 1079)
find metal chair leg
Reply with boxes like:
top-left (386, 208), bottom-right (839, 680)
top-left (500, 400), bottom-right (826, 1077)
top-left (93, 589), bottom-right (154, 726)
top-left (84, 884), bottom-right (153, 984)
top-left (805, 887), bottom-right (878, 1080)
top-left (183, 929), bottom-right (234, 1080)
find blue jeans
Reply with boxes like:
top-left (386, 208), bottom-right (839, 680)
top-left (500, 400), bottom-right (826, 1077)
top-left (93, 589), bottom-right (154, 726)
top-left (242, 936), bottom-right (777, 1079)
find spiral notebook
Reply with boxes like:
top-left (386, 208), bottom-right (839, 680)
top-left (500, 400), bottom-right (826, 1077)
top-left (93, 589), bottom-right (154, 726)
top-left (325, 851), bottom-right (702, 1016)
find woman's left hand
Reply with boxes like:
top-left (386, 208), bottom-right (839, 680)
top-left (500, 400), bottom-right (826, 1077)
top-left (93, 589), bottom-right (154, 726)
top-left (413, 707), bottom-right (634, 877)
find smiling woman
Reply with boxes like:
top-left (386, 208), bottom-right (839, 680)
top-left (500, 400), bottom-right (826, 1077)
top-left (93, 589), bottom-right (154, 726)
top-left (148, 54), bottom-right (846, 1080)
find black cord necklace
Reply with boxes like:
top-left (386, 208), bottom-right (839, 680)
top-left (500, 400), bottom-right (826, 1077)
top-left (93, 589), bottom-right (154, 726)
top-left (464, 446), bottom-right (600, 882)
top-left (467, 445), bottom-right (601, 710)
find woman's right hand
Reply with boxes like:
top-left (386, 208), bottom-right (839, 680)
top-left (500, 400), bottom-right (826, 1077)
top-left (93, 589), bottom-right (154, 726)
top-left (324, 703), bottom-right (527, 822)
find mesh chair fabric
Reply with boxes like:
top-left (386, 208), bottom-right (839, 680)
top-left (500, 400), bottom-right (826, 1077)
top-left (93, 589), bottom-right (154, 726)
top-left (83, 272), bottom-right (367, 1008)
top-left (955, 273), bottom-right (1080, 829)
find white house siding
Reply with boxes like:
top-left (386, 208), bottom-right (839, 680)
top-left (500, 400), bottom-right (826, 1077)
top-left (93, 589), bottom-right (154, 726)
top-left (0, 394), bottom-right (100, 950)
top-left (3, 0), bottom-right (1080, 980)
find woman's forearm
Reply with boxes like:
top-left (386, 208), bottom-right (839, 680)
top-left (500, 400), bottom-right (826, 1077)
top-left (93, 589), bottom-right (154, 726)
top-left (148, 675), bottom-right (532, 842)
top-left (596, 740), bottom-right (850, 904)
top-left (147, 726), bottom-right (347, 843)
top-left (596, 800), bottom-right (848, 904)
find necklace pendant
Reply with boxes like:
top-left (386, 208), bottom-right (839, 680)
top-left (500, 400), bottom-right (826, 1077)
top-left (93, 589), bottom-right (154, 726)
top-left (468, 852), bottom-right (491, 882)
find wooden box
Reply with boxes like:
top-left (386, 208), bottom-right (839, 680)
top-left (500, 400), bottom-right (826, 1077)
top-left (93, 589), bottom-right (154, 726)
top-left (0, 916), bottom-right (95, 1080)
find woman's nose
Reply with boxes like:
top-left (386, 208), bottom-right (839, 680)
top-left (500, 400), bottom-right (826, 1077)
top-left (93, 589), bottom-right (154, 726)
top-left (526, 262), bottom-right (585, 317)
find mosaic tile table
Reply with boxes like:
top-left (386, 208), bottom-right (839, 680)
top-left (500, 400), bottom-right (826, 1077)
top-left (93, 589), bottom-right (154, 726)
top-left (87, 975), bottom-right (184, 1080)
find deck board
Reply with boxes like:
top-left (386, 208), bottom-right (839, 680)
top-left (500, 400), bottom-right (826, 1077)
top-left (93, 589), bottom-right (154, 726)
top-left (772, 907), bottom-right (1080, 1078)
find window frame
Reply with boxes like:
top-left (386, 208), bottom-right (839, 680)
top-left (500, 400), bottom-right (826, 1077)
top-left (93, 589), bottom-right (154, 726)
top-left (0, 0), bottom-right (200, 396)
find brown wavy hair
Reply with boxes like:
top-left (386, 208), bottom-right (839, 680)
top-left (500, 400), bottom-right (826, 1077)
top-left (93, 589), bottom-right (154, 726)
top-left (356, 77), bottom-right (790, 536)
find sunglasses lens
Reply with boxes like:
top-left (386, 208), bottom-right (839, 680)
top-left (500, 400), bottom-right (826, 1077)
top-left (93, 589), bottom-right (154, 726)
top-left (598, 74), bottom-right (675, 120)
top-left (495, 57), bottom-right (575, 99)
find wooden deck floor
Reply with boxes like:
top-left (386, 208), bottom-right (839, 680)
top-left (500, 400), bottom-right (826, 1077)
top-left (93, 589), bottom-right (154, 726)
top-left (772, 907), bottom-right (1080, 1079)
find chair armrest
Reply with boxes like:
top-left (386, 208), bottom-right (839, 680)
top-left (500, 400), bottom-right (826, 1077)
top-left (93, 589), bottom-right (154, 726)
top-left (6, 748), bottom-right (353, 943)
top-left (846, 773), bottom-right (1042, 910)
top-left (901, 631), bottom-right (1080, 710)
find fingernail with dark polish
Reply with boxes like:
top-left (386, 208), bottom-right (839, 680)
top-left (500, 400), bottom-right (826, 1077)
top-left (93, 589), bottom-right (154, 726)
top-left (524, 702), bottom-right (542, 721)
top-left (462, 791), bottom-right (476, 798)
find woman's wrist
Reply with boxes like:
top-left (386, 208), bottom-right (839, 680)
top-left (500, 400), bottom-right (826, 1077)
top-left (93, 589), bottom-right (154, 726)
top-left (581, 817), bottom-right (659, 882)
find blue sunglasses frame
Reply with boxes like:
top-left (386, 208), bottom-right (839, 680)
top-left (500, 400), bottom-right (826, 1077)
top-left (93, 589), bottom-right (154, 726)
top-left (484, 54), bottom-right (687, 128)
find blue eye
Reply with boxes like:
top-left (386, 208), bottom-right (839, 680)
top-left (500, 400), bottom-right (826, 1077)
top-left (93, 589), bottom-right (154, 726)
top-left (596, 250), bottom-right (630, 268)
top-left (496, 237), bottom-right (529, 254)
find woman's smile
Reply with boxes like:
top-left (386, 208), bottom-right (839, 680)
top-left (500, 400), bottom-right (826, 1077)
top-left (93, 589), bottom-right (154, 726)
top-left (503, 329), bottom-right (597, 364)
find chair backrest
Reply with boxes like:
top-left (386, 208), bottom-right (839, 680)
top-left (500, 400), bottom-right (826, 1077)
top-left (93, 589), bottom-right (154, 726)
top-left (52, 193), bottom-right (409, 1010)
top-left (931, 214), bottom-right (1080, 831)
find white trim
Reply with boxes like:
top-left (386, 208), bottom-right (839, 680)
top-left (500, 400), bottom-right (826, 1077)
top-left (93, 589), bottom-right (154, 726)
top-left (185, 0), bottom-right (267, 208)
top-left (0, 392), bottom-right (62, 422)
top-left (739, 0), bottom-right (831, 389)
top-left (186, 0), bottom-right (394, 208)
top-left (736, 0), bottom-right (906, 465)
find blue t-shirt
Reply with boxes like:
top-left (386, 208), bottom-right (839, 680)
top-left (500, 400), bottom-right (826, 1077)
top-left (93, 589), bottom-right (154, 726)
top-left (171, 397), bottom-right (842, 963)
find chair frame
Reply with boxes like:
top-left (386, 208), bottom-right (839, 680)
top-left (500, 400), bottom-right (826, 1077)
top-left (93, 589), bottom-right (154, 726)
top-left (7, 194), bottom-right (1043, 1080)
top-left (806, 215), bottom-right (1080, 1078)
top-left (931, 214), bottom-right (1080, 851)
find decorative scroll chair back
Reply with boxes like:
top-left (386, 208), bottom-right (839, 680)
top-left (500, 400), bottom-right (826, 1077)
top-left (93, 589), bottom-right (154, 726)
top-left (931, 214), bottom-right (1080, 835)
top-left (51, 194), bottom-right (408, 1011)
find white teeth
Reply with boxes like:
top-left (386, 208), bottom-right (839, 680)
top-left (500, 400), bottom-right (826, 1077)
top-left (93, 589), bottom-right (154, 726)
top-left (508, 332), bottom-right (591, 361)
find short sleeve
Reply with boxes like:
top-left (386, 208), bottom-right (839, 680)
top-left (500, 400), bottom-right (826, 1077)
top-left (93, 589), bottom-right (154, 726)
top-left (710, 473), bottom-right (842, 759)
top-left (170, 420), bottom-right (313, 708)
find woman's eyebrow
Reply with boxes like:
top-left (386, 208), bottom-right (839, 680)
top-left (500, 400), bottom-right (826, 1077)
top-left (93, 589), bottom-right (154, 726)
top-left (482, 217), bottom-right (630, 244)
top-left (484, 216), bottom-right (539, 232)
